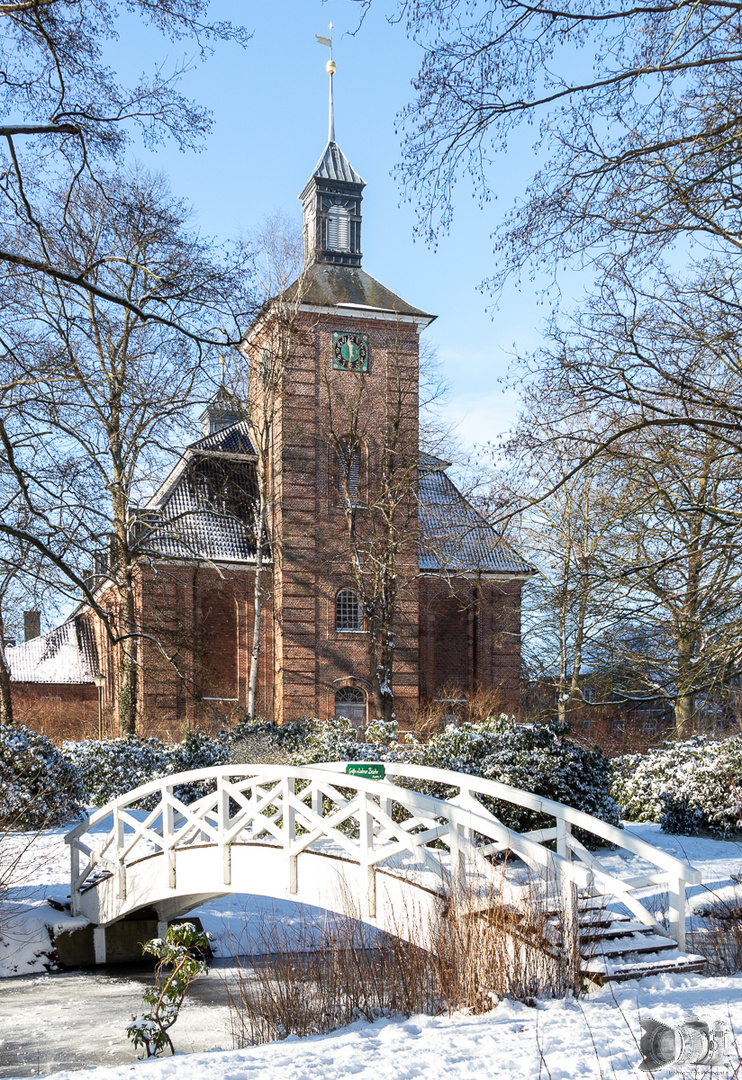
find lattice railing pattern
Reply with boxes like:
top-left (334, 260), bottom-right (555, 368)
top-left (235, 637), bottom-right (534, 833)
top-left (66, 762), bottom-right (701, 948)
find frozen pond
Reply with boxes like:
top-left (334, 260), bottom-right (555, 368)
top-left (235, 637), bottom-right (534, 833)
top-left (0, 963), bottom-right (237, 1078)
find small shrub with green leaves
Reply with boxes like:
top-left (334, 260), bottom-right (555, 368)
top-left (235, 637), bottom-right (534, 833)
top-left (0, 724), bottom-right (84, 828)
top-left (126, 922), bottom-right (210, 1058)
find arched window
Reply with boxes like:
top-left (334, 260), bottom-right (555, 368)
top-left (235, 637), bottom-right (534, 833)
top-left (336, 588), bottom-right (363, 632)
top-left (335, 686), bottom-right (367, 727)
top-left (337, 438), bottom-right (361, 504)
top-left (327, 205), bottom-right (350, 251)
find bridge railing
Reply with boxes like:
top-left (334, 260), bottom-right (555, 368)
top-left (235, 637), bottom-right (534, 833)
top-left (325, 761), bottom-right (701, 948)
top-left (66, 761), bottom-right (700, 949)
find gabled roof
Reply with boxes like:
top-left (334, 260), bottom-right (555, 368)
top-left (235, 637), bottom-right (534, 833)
top-left (311, 140), bottom-right (365, 187)
top-left (418, 455), bottom-right (534, 576)
top-left (284, 263), bottom-right (434, 322)
top-left (6, 617), bottom-right (99, 684)
top-left (141, 453), bottom-right (261, 564)
top-left (188, 419), bottom-right (256, 456)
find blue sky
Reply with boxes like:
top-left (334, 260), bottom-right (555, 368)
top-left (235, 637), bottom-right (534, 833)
top-left (122, 0), bottom-right (559, 453)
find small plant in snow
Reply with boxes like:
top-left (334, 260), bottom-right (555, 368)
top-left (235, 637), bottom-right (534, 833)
top-left (126, 922), bottom-right (210, 1058)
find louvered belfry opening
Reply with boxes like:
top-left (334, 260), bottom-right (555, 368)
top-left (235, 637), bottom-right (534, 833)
top-left (299, 141), bottom-right (365, 268)
top-left (327, 204), bottom-right (351, 251)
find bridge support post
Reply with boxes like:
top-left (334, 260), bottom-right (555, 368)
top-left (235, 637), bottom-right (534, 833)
top-left (218, 777), bottom-right (231, 886)
top-left (360, 791), bottom-right (376, 918)
top-left (163, 791), bottom-right (176, 889)
top-left (283, 776), bottom-right (297, 894)
top-left (113, 807), bottom-right (126, 901)
top-left (668, 875), bottom-right (685, 950)
top-left (93, 926), bottom-right (106, 965)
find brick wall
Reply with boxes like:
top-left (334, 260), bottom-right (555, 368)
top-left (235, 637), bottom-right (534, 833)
top-left (419, 576), bottom-right (523, 714)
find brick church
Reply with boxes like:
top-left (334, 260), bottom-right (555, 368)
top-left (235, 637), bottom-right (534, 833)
top-left (7, 87), bottom-right (533, 736)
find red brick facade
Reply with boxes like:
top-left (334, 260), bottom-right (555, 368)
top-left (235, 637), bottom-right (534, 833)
top-left (9, 138), bottom-right (531, 736)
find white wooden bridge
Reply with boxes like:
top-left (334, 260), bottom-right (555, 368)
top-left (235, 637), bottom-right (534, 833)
top-left (65, 762), bottom-right (704, 981)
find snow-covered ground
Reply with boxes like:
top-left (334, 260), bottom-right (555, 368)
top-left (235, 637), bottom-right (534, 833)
top-left (1, 820), bottom-right (742, 1079)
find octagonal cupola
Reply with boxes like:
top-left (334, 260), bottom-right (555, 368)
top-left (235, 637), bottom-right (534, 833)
top-left (299, 40), bottom-right (365, 268)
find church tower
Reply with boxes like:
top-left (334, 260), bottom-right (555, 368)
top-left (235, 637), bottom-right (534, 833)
top-left (250, 41), bottom-right (434, 727)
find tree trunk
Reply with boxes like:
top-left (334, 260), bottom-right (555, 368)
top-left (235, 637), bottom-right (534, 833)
top-left (0, 612), bottom-right (13, 724)
top-left (117, 562), bottom-right (138, 736)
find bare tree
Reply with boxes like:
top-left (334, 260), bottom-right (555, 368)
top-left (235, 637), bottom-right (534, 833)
top-left (0, 168), bottom-right (252, 732)
top-left (500, 412), bottom-right (628, 726)
top-left (227, 214), bottom-right (305, 719)
top-left (0, 0), bottom-right (250, 322)
top-left (382, 0), bottom-right (742, 291)
top-left (504, 317), bottom-right (742, 734)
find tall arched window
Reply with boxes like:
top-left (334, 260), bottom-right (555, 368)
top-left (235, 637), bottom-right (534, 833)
top-left (337, 438), bottom-right (361, 504)
top-left (336, 588), bottom-right (363, 631)
top-left (327, 205), bottom-right (350, 251)
top-left (335, 686), bottom-right (367, 727)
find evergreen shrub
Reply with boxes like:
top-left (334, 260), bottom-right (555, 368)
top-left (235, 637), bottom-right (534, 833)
top-left (0, 723), bottom-right (84, 827)
top-left (611, 736), bottom-right (742, 836)
top-left (62, 735), bottom-right (170, 807)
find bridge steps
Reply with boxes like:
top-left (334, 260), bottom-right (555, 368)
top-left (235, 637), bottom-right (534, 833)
top-left (546, 905), bottom-right (707, 984)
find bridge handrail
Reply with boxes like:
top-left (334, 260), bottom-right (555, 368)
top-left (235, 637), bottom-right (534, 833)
top-left (65, 763), bottom-right (585, 882)
top-left (321, 761), bottom-right (701, 885)
top-left (65, 760), bottom-right (699, 883)
top-left (65, 760), bottom-right (699, 949)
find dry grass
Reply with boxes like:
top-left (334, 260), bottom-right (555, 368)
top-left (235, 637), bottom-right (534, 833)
top-left (223, 871), bottom-right (585, 1048)
top-left (691, 877), bottom-right (742, 976)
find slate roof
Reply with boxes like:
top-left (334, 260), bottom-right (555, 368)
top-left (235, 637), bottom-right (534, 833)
top-left (7, 617), bottom-right (99, 684)
top-left (188, 418), bottom-right (256, 456)
top-left (141, 450), bottom-right (261, 563)
top-left (418, 456), bottom-right (534, 576)
top-left (284, 263), bottom-right (434, 321)
top-left (311, 141), bottom-right (365, 187)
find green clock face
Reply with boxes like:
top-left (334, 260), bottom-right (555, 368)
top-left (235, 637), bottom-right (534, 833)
top-left (332, 331), bottom-right (369, 372)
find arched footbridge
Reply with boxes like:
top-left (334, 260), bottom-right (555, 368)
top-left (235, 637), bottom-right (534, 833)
top-left (66, 762), bottom-right (705, 982)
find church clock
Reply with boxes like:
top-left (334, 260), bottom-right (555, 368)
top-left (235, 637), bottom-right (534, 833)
top-left (332, 331), bottom-right (369, 372)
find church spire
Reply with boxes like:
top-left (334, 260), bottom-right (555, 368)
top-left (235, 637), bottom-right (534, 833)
top-left (300, 29), bottom-right (366, 269)
top-left (326, 24), bottom-right (336, 143)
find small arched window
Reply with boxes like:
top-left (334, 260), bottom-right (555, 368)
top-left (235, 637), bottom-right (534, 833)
top-left (327, 205), bottom-right (351, 251)
top-left (335, 686), bottom-right (367, 727)
top-left (336, 588), bottom-right (363, 632)
top-left (337, 438), bottom-right (361, 505)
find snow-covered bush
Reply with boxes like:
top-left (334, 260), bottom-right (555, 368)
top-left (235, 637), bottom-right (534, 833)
top-left (62, 735), bottom-right (170, 807)
top-left (406, 716), bottom-right (620, 836)
top-left (165, 729), bottom-right (230, 803)
top-left (0, 724), bottom-right (84, 827)
top-left (291, 715), bottom-right (362, 764)
top-left (228, 717), bottom-right (307, 763)
top-left (611, 736), bottom-right (742, 836)
top-left (610, 740), bottom-right (709, 824)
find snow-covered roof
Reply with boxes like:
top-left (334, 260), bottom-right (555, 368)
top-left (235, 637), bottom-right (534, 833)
top-left (418, 456), bottom-right (534, 576)
top-left (6, 617), bottom-right (98, 684)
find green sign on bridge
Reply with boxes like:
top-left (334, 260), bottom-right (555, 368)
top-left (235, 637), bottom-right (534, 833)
top-left (345, 762), bottom-right (386, 780)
